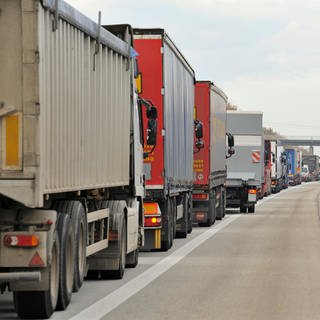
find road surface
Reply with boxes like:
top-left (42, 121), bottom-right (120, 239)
top-left (1, 182), bottom-right (320, 319)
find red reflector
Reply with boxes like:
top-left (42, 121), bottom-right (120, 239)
top-left (144, 216), bottom-right (161, 228)
top-left (192, 193), bottom-right (209, 200)
top-left (196, 212), bottom-right (205, 221)
top-left (29, 252), bottom-right (45, 267)
top-left (248, 189), bottom-right (257, 194)
top-left (4, 235), bottom-right (39, 248)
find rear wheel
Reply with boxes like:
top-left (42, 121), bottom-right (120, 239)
top-left (126, 248), bottom-right (139, 268)
top-left (14, 231), bottom-right (60, 319)
top-left (176, 195), bottom-right (188, 238)
top-left (248, 204), bottom-right (255, 213)
top-left (56, 214), bottom-right (74, 311)
top-left (161, 198), bottom-right (173, 251)
top-left (240, 205), bottom-right (247, 213)
top-left (100, 217), bottom-right (127, 279)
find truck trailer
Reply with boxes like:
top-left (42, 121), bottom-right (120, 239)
top-left (192, 81), bottom-right (233, 226)
top-left (270, 141), bottom-right (288, 192)
top-left (226, 111), bottom-right (264, 213)
top-left (133, 29), bottom-right (194, 250)
top-left (286, 148), bottom-right (302, 185)
top-left (302, 155), bottom-right (320, 181)
top-left (0, 2), bottom-right (155, 318)
top-left (261, 139), bottom-right (272, 198)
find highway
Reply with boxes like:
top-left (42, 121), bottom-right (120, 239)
top-left (1, 182), bottom-right (320, 320)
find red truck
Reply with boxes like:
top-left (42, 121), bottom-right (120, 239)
top-left (192, 81), bottom-right (234, 226)
top-left (133, 29), bottom-right (195, 250)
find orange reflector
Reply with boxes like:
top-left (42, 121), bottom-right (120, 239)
top-left (143, 202), bottom-right (160, 215)
top-left (4, 235), bottom-right (39, 248)
top-left (271, 181), bottom-right (276, 185)
top-left (5, 114), bottom-right (20, 167)
top-left (248, 189), bottom-right (257, 194)
top-left (192, 193), bottom-right (209, 200)
top-left (29, 252), bottom-right (45, 267)
top-left (144, 216), bottom-right (161, 228)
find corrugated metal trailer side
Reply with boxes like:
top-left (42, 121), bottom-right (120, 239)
top-left (0, 0), bottom-right (131, 207)
top-left (163, 35), bottom-right (194, 189)
top-left (210, 84), bottom-right (227, 177)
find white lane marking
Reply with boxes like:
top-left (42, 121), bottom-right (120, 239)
top-left (69, 214), bottom-right (241, 320)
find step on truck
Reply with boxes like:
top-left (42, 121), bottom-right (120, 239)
top-left (192, 81), bottom-right (234, 226)
top-left (226, 111), bottom-right (264, 213)
top-left (0, 2), bottom-right (156, 318)
top-left (133, 29), bottom-right (195, 251)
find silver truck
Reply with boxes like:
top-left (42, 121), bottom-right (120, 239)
top-left (0, 1), bottom-right (156, 318)
top-left (226, 111), bottom-right (264, 213)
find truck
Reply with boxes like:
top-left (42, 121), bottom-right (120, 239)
top-left (261, 139), bottom-right (272, 198)
top-left (192, 81), bottom-right (234, 226)
top-left (270, 141), bottom-right (288, 192)
top-left (302, 155), bottom-right (320, 181)
top-left (286, 148), bottom-right (302, 185)
top-left (133, 28), bottom-right (194, 251)
top-left (226, 111), bottom-right (264, 213)
top-left (0, 2), bottom-right (156, 318)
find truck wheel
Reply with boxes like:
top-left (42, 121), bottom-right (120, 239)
top-left (216, 188), bottom-right (224, 220)
top-left (69, 202), bottom-right (87, 292)
top-left (101, 217), bottom-right (127, 279)
top-left (14, 231), bottom-right (60, 319)
top-left (176, 195), bottom-right (188, 238)
top-left (52, 201), bottom-right (87, 292)
top-left (248, 205), bottom-right (255, 213)
top-left (240, 205), bottom-right (247, 213)
top-left (161, 198), bottom-right (172, 251)
top-left (56, 214), bottom-right (74, 311)
top-left (187, 193), bottom-right (193, 234)
top-left (126, 248), bottom-right (139, 268)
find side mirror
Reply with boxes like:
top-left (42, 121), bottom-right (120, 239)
top-left (147, 106), bottom-right (157, 120)
top-left (194, 120), bottom-right (203, 139)
top-left (146, 118), bottom-right (157, 146)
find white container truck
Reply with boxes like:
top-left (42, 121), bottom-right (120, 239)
top-left (0, 1), bottom-right (156, 318)
top-left (270, 141), bottom-right (288, 192)
top-left (226, 111), bottom-right (264, 213)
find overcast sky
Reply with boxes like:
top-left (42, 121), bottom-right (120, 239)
top-left (67, 0), bottom-right (320, 146)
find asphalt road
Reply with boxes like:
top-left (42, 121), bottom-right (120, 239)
top-left (1, 182), bottom-right (320, 320)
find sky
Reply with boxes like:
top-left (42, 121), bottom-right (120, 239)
top-left (67, 0), bottom-right (320, 151)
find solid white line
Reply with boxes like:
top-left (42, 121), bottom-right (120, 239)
top-left (69, 214), bottom-right (241, 320)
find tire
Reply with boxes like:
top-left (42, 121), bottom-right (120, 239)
top-left (187, 193), bottom-right (193, 234)
top-left (216, 188), bottom-right (224, 220)
top-left (240, 205), bottom-right (247, 213)
top-left (14, 231), bottom-right (60, 319)
top-left (161, 198), bottom-right (172, 251)
top-left (85, 270), bottom-right (100, 280)
top-left (200, 193), bottom-right (216, 227)
top-left (126, 248), bottom-right (139, 268)
top-left (56, 214), bottom-right (74, 311)
top-left (100, 217), bottom-right (127, 279)
top-left (176, 195), bottom-right (188, 239)
top-left (248, 205), bottom-right (255, 213)
top-left (52, 200), bottom-right (87, 292)
top-left (70, 202), bottom-right (87, 292)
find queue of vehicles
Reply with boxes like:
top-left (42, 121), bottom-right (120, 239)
top-left (0, 1), bottom-right (318, 319)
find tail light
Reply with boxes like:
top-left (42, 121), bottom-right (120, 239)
top-left (4, 235), bottom-right (39, 248)
top-left (192, 193), bottom-right (209, 200)
top-left (144, 216), bottom-right (162, 228)
top-left (143, 202), bottom-right (161, 228)
top-left (248, 189), bottom-right (257, 195)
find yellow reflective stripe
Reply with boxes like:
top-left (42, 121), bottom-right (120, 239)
top-left (135, 73), bottom-right (142, 94)
top-left (5, 114), bottom-right (20, 167)
top-left (155, 229), bottom-right (161, 249)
